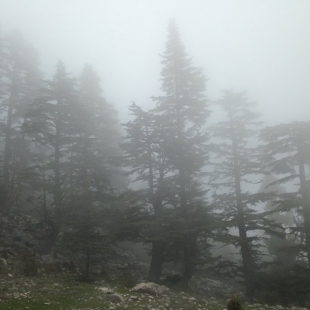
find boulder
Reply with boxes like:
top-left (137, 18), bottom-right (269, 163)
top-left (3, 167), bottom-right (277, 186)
top-left (98, 287), bottom-right (115, 294)
top-left (131, 282), bottom-right (169, 295)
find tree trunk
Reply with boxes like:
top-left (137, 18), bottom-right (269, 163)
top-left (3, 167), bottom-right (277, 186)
top-left (2, 75), bottom-right (17, 215)
top-left (42, 170), bottom-right (47, 221)
top-left (174, 91), bottom-right (198, 287)
top-left (235, 175), bottom-right (255, 301)
top-left (149, 195), bottom-right (165, 282)
top-left (3, 103), bottom-right (13, 186)
top-left (148, 240), bottom-right (165, 283)
top-left (230, 113), bottom-right (255, 302)
top-left (54, 99), bottom-right (61, 222)
top-left (145, 115), bottom-right (167, 283)
top-left (297, 140), bottom-right (310, 267)
top-left (181, 233), bottom-right (197, 288)
top-left (85, 245), bottom-right (90, 280)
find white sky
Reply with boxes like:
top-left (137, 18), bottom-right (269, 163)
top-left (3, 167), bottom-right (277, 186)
top-left (0, 0), bottom-right (309, 124)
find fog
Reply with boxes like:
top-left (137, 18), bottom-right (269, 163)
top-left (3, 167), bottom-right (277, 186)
top-left (2, 1), bottom-right (310, 303)
top-left (1, 0), bottom-right (309, 124)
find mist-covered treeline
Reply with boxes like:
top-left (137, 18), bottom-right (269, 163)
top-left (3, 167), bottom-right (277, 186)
top-left (0, 22), bottom-right (309, 303)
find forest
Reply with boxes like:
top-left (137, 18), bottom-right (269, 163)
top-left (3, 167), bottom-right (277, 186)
top-left (0, 19), bottom-right (310, 306)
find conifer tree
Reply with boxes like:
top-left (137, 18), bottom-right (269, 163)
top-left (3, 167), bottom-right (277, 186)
top-left (0, 28), bottom-right (5, 100)
top-left (0, 30), bottom-right (42, 214)
top-left (71, 64), bottom-right (121, 198)
top-left (152, 21), bottom-right (210, 287)
top-left (210, 90), bottom-right (283, 300)
top-left (259, 174), bottom-right (296, 267)
top-left (61, 172), bottom-right (108, 281)
top-left (0, 29), bottom-right (6, 209)
top-left (261, 121), bottom-right (310, 265)
top-left (122, 103), bottom-right (172, 282)
top-left (60, 64), bottom-right (124, 279)
top-left (24, 61), bottom-right (77, 222)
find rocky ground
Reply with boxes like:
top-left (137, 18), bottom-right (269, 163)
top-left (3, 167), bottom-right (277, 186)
top-left (0, 215), bottom-right (309, 309)
top-left (0, 274), bottom-right (309, 310)
top-left (0, 273), bottom-right (227, 310)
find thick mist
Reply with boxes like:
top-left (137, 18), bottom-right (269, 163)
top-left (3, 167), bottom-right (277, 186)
top-left (0, 1), bottom-right (310, 307)
top-left (1, 0), bottom-right (309, 124)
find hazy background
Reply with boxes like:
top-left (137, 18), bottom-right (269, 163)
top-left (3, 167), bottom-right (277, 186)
top-left (0, 0), bottom-right (309, 124)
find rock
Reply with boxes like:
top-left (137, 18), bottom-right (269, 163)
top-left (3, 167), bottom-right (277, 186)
top-left (131, 282), bottom-right (169, 296)
top-left (95, 279), bottom-right (107, 286)
top-left (102, 293), bottom-right (125, 303)
top-left (98, 286), bottom-right (115, 294)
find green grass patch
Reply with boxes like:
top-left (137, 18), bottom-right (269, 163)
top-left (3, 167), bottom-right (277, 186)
top-left (0, 275), bottom-right (284, 310)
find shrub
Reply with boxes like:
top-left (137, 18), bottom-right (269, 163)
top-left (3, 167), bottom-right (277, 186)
top-left (227, 293), bottom-right (243, 310)
top-left (22, 252), bottom-right (38, 276)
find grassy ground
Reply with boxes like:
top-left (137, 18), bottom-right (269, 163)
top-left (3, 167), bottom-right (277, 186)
top-left (0, 274), bottom-right (228, 310)
top-left (0, 274), bottom-right (306, 310)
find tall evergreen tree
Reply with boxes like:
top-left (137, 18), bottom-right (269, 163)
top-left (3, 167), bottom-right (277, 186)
top-left (24, 61), bottom-right (77, 222)
top-left (259, 174), bottom-right (296, 266)
top-left (261, 121), bottom-right (310, 265)
top-left (0, 30), bottom-right (42, 214)
top-left (209, 90), bottom-right (283, 300)
top-left (0, 27), bottom-right (5, 100)
top-left (0, 28), bottom-right (6, 209)
top-left (71, 64), bottom-right (121, 198)
top-left (60, 64), bottom-right (124, 279)
top-left (122, 102), bottom-right (172, 282)
top-left (152, 21), bottom-right (210, 287)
